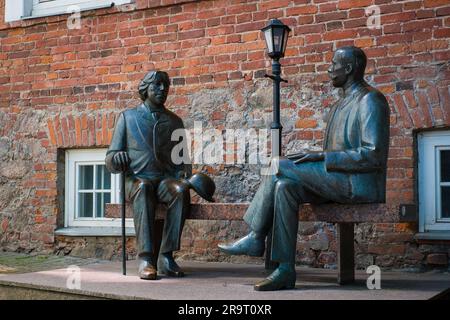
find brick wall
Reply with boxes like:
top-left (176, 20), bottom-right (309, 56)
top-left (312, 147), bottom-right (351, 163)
top-left (0, 0), bottom-right (449, 270)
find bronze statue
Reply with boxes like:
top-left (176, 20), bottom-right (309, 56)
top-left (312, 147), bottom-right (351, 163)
top-left (106, 71), bottom-right (215, 280)
top-left (218, 46), bottom-right (390, 291)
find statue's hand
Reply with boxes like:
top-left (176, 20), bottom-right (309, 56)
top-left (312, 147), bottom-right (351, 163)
top-left (287, 151), bottom-right (324, 164)
top-left (113, 151), bottom-right (130, 172)
top-left (177, 170), bottom-right (189, 180)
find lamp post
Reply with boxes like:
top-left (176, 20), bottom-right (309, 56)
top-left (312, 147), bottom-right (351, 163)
top-left (261, 19), bottom-right (291, 270)
top-left (261, 19), bottom-right (291, 158)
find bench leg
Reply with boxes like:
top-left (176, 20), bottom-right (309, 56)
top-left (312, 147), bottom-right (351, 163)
top-left (337, 222), bottom-right (355, 285)
top-left (264, 228), bottom-right (279, 270)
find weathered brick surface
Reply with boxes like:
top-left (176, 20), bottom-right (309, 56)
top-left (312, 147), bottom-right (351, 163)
top-left (0, 0), bottom-right (449, 270)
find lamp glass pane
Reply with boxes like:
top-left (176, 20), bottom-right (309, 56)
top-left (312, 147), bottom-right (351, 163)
top-left (282, 29), bottom-right (289, 56)
top-left (272, 27), bottom-right (284, 53)
top-left (264, 29), bottom-right (273, 53)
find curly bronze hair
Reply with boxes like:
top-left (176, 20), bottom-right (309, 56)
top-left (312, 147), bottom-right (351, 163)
top-left (138, 71), bottom-right (170, 101)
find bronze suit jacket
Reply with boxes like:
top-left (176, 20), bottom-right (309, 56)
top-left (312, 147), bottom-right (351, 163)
top-left (106, 103), bottom-right (191, 182)
top-left (322, 81), bottom-right (390, 203)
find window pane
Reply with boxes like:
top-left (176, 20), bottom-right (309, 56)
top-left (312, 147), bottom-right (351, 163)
top-left (96, 165), bottom-right (111, 189)
top-left (78, 165), bottom-right (93, 190)
top-left (95, 192), bottom-right (110, 218)
top-left (78, 193), bottom-right (93, 218)
top-left (440, 150), bottom-right (450, 182)
top-left (441, 186), bottom-right (450, 219)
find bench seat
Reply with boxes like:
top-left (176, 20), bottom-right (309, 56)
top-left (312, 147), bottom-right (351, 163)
top-left (106, 202), bottom-right (415, 223)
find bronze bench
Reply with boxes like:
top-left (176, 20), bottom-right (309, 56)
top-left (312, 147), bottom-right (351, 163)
top-left (106, 202), bottom-right (416, 284)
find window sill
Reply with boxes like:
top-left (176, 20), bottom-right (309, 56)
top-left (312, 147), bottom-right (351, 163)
top-left (55, 227), bottom-right (136, 237)
top-left (25, 2), bottom-right (114, 20)
top-left (415, 232), bottom-right (450, 241)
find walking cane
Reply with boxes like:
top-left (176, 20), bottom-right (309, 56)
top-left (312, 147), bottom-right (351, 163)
top-left (121, 171), bottom-right (126, 275)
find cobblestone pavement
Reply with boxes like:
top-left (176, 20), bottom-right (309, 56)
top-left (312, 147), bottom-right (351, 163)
top-left (0, 251), bottom-right (101, 274)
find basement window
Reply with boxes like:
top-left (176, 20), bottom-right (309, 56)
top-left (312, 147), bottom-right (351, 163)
top-left (418, 130), bottom-right (450, 235)
top-left (65, 149), bottom-right (129, 228)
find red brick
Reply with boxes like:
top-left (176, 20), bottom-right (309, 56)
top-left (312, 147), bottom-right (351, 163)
top-left (426, 253), bottom-right (448, 266)
top-left (404, 1), bottom-right (422, 10)
top-left (319, 3), bottom-right (337, 13)
top-left (381, 12), bottom-right (416, 24)
top-left (368, 244), bottom-right (406, 255)
top-left (355, 38), bottom-right (374, 48)
top-left (417, 92), bottom-right (433, 127)
top-left (434, 28), bottom-right (450, 38)
top-left (47, 120), bottom-right (57, 146)
top-left (74, 117), bottom-right (81, 146)
top-left (410, 109), bottom-right (425, 128)
top-left (392, 94), bottom-right (413, 128)
top-left (226, 3), bottom-right (257, 15)
top-left (235, 21), bottom-right (266, 33)
top-left (260, 0), bottom-right (291, 11)
top-left (61, 117), bottom-right (69, 147)
top-left (315, 11), bottom-right (347, 23)
top-left (295, 119), bottom-right (318, 129)
top-left (337, 0), bottom-right (372, 10)
top-left (438, 87), bottom-right (450, 122)
top-left (295, 130), bottom-right (314, 140)
top-left (404, 90), bottom-right (418, 109)
top-left (404, 19), bottom-right (441, 32)
top-left (323, 30), bottom-right (357, 41)
top-left (379, 3), bottom-right (403, 13)
top-left (424, 0), bottom-right (450, 8)
top-left (1, 219), bottom-right (8, 233)
top-left (436, 6), bottom-right (450, 16)
top-left (88, 117), bottom-right (95, 146)
top-left (286, 5), bottom-right (318, 16)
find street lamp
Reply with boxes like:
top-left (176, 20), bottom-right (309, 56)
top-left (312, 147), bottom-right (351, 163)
top-left (261, 19), bottom-right (290, 270)
top-left (261, 19), bottom-right (291, 158)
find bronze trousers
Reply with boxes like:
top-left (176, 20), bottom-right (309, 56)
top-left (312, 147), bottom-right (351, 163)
top-left (128, 177), bottom-right (190, 261)
top-left (243, 159), bottom-right (352, 264)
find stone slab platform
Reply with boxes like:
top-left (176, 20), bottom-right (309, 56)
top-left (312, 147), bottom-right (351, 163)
top-left (1, 260), bottom-right (449, 300)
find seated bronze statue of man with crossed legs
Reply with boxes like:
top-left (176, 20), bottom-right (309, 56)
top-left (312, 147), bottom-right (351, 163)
top-left (219, 46), bottom-right (390, 291)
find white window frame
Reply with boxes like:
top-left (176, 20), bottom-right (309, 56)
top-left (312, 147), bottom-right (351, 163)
top-left (65, 149), bottom-right (132, 228)
top-left (5, 0), bottom-right (132, 22)
top-left (418, 130), bottom-right (450, 232)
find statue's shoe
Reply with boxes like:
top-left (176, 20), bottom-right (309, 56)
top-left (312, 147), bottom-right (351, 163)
top-left (157, 254), bottom-right (185, 277)
top-left (138, 259), bottom-right (157, 280)
top-left (218, 233), bottom-right (265, 257)
top-left (254, 268), bottom-right (296, 291)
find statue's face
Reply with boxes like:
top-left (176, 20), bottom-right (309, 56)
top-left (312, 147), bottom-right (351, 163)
top-left (328, 51), bottom-right (349, 88)
top-left (146, 73), bottom-right (169, 106)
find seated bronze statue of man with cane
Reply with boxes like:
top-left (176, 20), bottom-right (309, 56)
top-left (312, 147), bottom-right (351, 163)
top-left (106, 71), bottom-right (215, 280)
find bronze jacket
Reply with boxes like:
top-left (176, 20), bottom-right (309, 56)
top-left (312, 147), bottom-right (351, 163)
top-left (323, 81), bottom-right (390, 203)
top-left (106, 103), bottom-right (191, 180)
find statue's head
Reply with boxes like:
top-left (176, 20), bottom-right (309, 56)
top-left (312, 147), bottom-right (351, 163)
top-left (138, 71), bottom-right (170, 107)
top-left (328, 46), bottom-right (366, 88)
